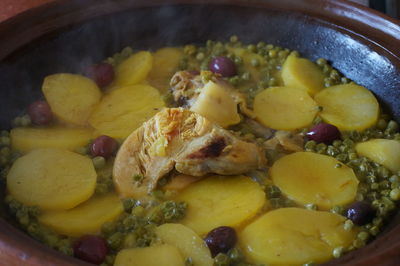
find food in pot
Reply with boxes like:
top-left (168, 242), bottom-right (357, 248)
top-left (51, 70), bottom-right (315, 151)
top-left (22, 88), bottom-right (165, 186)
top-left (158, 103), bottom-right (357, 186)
top-left (2, 36), bottom-right (400, 266)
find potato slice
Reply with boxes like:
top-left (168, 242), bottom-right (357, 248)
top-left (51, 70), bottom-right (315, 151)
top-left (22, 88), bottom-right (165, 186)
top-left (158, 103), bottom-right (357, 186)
top-left (240, 208), bottom-right (357, 265)
top-left (42, 73), bottom-right (102, 126)
top-left (7, 148), bottom-right (96, 210)
top-left (271, 152), bottom-right (358, 210)
top-left (175, 175), bottom-right (266, 236)
top-left (356, 139), bottom-right (400, 172)
top-left (156, 223), bottom-right (213, 266)
top-left (190, 81), bottom-right (241, 127)
top-left (254, 86), bottom-right (318, 130)
top-left (10, 127), bottom-right (92, 153)
top-left (38, 193), bottom-right (122, 236)
top-left (114, 245), bottom-right (185, 266)
top-left (89, 84), bottom-right (165, 138)
top-left (148, 47), bottom-right (183, 93)
top-left (281, 54), bottom-right (325, 95)
top-left (114, 51), bottom-right (153, 87)
top-left (314, 84), bottom-right (379, 131)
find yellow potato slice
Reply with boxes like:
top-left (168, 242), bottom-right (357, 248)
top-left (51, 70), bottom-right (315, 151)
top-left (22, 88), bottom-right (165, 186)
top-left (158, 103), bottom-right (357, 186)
top-left (42, 73), bottom-right (102, 126)
top-left (314, 84), bottom-right (379, 131)
top-left (356, 139), bottom-right (400, 173)
top-left (38, 193), bottom-right (123, 237)
top-left (148, 47), bottom-right (183, 93)
top-left (190, 81), bottom-right (241, 127)
top-left (281, 54), bottom-right (325, 95)
top-left (270, 152), bottom-right (359, 210)
top-left (10, 127), bottom-right (93, 153)
top-left (254, 86), bottom-right (318, 130)
top-left (156, 223), bottom-right (213, 266)
top-left (114, 51), bottom-right (153, 87)
top-left (89, 84), bottom-right (165, 138)
top-left (175, 175), bottom-right (266, 236)
top-left (114, 245), bottom-right (185, 266)
top-left (7, 148), bottom-right (96, 210)
top-left (240, 208), bottom-right (357, 265)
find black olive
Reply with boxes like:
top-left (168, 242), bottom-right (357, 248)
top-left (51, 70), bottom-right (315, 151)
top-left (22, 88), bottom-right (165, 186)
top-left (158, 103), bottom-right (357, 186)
top-left (346, 201), bottom-right (375, 226)
top-left (205, 226), bottom-right (237, 257)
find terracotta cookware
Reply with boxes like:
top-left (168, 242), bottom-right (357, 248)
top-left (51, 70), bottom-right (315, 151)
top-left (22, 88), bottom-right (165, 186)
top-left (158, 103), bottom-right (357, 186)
top-left (0, 0), bottom-right (399, 265)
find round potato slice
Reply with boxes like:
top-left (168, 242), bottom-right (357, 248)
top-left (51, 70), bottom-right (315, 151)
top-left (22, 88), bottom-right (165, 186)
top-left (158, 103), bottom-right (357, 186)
top-left (314, 84), bottom-right (379, 131)
top-left (281, 54), bottom-right (325, 96)
top-left (254, 87), bottom-right (318, 130)
top-left (7, 148), bottom-right (96, 210)
top-left (42, 73), bottom-right (102, 126)
top-left (270, 152), bottom-right (358, 210)
top-left (114, 51), bottom-right (153, 87)
top-left (175, 175), bottom-right (266, 236)
top-left (38, 193), bottom-right (123, 236)
top-left (240, 208), bottom-right (357, 265)
top-left (89, 84), bottom-right (165, 139)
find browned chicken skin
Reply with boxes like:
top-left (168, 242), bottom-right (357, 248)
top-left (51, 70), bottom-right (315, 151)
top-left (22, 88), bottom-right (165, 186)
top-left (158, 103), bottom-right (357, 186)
top-left (113, 108), bottom-right (267, 198)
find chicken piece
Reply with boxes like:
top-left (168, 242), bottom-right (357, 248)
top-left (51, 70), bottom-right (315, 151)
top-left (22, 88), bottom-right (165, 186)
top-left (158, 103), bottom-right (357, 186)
top-left (113, 108), bottom-right (267, 198)
top-left (170, 71), bottom-right (255, 118)
top-left (264, 130), bottom-right (304, 152)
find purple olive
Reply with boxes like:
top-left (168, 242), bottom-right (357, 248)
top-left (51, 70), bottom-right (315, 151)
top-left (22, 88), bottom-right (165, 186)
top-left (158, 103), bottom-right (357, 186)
top-left (209, 56), bottom-right (237, 77)
top-left (306, 123), bottom-right (341, 144)
top-left (86, 62), bottom-right (115, 88)
top-left (90, 135), bottom-right (118, 159)
top-left (205, 226), bottom-right (237, 257)
top-left (346, 201), bottom-right (375, 226)
top-left (28, 100), bottom-right (53, 125)
top-left (73, 235), bottom-right (108, 265)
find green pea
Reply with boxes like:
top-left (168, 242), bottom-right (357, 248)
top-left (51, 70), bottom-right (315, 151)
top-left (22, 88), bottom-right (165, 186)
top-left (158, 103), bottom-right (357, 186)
top-left (247, 44), bottom-right (257, 53)
top-left (357, 231), bottom-right (369, 241)
top-left (316, 58), bottom-right (327, 66)
top-left (229, 35), bottom-right (239, 43)
top-left (20, 115), bottom-right (31, 127)
top-left (390, 188), bottom-right (400, 200)
top-left (228, 76), bottom-right (240, 86)
top-left (316, 143), bottom-right (327, 152)
top-left (196, 52), bottom-right (205, 61)
top-left (332, 246), bottom-right (344, 258)
top-left (251, 58), bottom-right (260, 67)
top-left (343, 219), bottom-right (354, 231)
top-left (214, 253), bottom-right (231, 266)
top-left (108, 232), bottom-right (123, 250)
top-left (305, 203), bottom-right (317, 210)
top-left (92, 156), bottom-right (106, 169)
top-left (268, 50), bottom-right (277, 58)
top-left (386, 120), bottom-right (399, 134)
top-left (341, 77), bottom-right (350, 84)
top-left (228, 247), bottom-right (243, 261)
top-left (376, 119), bottom-right (388, 130)
top-left (234, 56), bottom-right (243, 65)
top-left (0, 136), bottom-right (10, 146)
top-left (304, 140), bottom-right (317, 150)
top-left (369, 226), bottom-right (379, 236)
top-left (241, 72), bottom-right (251, 81)
top-left (74, 146), bottom-right (88, 155)
top-left (121, 46), bottom-right (133, 57)
top-left (257, 42), bottom-right (266, 49)
top-left (266, 44), bottom-right (274, 50)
